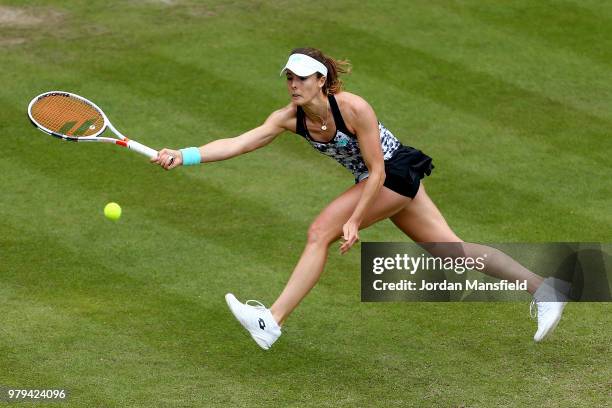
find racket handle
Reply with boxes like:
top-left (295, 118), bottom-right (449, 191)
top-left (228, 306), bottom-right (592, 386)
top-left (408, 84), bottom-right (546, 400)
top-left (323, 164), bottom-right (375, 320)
top-left (127, 139), bottom-right (158, 159)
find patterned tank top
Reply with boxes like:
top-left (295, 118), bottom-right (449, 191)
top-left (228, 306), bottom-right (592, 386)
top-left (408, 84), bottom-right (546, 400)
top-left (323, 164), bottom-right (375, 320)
top-left (295, 94), bottom-right (401, 182)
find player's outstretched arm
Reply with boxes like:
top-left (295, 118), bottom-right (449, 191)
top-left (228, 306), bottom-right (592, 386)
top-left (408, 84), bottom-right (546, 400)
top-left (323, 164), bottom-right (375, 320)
top-left (151, 108), bottom-right (290, 170)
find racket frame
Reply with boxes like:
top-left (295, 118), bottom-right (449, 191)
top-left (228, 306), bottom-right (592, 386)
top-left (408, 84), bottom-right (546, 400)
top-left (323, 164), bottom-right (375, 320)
top-left (27, 91), bottom-right (158, 159)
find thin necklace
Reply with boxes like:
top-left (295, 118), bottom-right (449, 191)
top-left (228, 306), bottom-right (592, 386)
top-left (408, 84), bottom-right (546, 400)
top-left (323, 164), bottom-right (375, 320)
top-left (317, 100), bottom-right (330, 131)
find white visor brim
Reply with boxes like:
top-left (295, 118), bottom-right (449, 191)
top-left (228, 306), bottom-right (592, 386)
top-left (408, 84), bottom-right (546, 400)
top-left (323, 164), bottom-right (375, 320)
top-left (280, 53), bottom-right (328, 77)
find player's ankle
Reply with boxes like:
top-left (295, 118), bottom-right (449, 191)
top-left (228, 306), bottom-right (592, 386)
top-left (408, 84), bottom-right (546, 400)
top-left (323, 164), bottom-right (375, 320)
top-left (269, 306), bottom-right (285, 327)
top-left (527, 275), bottom-right (545, 295)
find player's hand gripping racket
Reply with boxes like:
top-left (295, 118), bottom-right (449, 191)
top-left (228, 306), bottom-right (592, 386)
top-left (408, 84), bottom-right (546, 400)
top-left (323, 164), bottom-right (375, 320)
top-left (28, 91), bottom-right (167, 161)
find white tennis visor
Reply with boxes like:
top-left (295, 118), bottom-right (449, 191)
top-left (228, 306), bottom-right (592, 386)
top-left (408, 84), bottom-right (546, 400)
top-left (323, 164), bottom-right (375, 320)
top-left (280, 53), bottom-right (328, 77)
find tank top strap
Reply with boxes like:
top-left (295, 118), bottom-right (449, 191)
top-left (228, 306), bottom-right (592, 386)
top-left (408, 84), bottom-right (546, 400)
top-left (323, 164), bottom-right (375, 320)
top-left (328, 94), bottom-right (355, 137)
top-left (295, 106), bottom-right (309, 138)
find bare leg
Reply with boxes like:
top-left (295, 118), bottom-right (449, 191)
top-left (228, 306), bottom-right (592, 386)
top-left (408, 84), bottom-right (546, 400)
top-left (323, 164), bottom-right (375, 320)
top-left (270, 182), bottom-right (411, 325)
top-left (390, 184), bottom-right (544, 294)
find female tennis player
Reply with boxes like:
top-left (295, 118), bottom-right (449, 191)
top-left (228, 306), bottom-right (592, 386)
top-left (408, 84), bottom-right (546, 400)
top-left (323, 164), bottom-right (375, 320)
top-left (152, 48), bottom-right (570, 350)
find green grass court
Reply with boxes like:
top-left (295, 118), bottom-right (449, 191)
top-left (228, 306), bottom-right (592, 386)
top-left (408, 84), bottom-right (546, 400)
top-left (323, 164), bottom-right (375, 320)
top-left (1, 1), bottom-right (611, 406)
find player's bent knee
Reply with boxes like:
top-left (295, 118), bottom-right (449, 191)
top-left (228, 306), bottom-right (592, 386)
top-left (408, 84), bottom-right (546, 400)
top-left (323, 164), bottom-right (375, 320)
top-left (307, 222), bottom-right (340, 247)
top-left (420, 241), bottom-right (466, 259)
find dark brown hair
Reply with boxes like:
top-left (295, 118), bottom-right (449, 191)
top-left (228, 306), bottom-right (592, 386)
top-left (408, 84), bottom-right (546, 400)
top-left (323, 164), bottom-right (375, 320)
top-left (290, 47), bottom-right (351, 94)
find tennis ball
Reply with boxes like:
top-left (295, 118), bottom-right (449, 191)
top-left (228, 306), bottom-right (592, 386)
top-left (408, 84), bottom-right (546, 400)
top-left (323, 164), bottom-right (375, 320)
top-left (104, 202), bottom-right (122, 221)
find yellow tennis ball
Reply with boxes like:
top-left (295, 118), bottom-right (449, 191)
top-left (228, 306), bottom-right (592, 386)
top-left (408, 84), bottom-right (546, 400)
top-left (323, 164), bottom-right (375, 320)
top-left (104, 202), bottom-right (122, 221)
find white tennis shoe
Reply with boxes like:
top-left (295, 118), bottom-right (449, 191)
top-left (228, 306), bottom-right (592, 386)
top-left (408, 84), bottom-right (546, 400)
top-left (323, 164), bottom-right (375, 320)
top-left (531, 300), bottom-right (567, 342)
top-left (225, 293), bottom-right (282, 350)
top-left (531, 277), bottom-right (570, 342)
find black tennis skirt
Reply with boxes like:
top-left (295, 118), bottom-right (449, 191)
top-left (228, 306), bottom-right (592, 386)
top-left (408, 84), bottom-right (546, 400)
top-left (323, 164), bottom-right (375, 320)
top-left (382, 145), bottom-right (434, 198)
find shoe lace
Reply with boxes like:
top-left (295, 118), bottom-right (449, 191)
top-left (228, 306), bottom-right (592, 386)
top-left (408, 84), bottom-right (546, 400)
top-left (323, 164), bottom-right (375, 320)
top-left (530, 299), bottom-right (537, 319)
top-left (246, 300), bottom-right (266, 309)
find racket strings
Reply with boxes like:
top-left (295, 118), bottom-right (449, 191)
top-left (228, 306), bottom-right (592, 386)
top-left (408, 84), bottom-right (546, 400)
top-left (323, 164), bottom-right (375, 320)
top-left (30, 95), bottom-right (105, 137)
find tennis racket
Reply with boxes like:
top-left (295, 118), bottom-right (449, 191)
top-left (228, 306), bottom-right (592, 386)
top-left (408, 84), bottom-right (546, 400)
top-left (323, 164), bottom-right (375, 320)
top-left (27, 91), bottom-right (162, 160)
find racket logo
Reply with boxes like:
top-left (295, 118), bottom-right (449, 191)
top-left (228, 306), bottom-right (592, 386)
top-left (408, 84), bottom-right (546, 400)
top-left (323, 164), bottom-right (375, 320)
top-left (46, 92), bottom-right (71, 98)
top-left (59, 119), bottom-right (98, 136)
